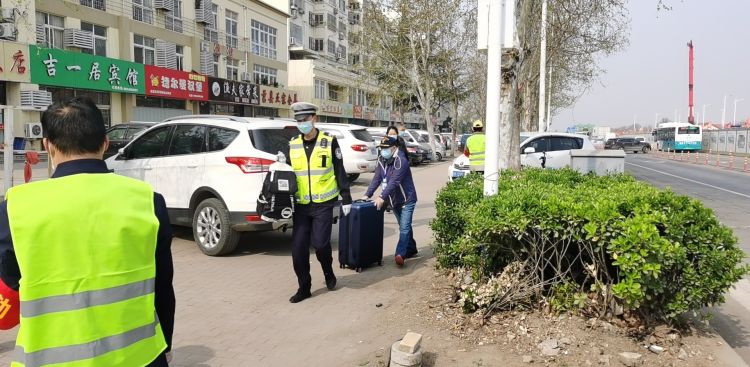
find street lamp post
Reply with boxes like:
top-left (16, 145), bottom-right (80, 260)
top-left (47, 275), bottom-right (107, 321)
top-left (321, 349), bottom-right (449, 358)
top-left (733, 98), bottom-right (744, 126)
top-left (537, 0), bottom-right (548, 132)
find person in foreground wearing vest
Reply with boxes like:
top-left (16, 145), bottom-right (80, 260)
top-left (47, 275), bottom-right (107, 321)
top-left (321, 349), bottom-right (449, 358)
top-left (465, 120), bottom-right (486, 173)
top-left (362, 135), bottom-right (418, 267)
top-left (0, 97), bottom-right (175, 366)
top-left (287, 102), bottom-right (352, 303)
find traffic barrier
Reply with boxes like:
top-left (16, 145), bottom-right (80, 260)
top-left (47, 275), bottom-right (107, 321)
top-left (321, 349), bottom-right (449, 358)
top-left (744, 157), bottom-right (748, 172)
top-left (716, 150), bottom-right (720, 167)
top-left (729, 152), bottom-right (734, 170)
top-left (695, 151), bottom-right (699, 164)
top-left (680, 151), bottom-right (684, 161)
top-left (705, 152), bottom-right (710, 165)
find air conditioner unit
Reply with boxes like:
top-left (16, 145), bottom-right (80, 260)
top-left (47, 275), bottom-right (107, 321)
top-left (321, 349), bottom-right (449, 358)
top-left (63, 29), bottom-right (94, 49)
top-left (289, 37), bottom-right (297, 45)
top-left (1, 8), bottom-right (15, 22)
top-left (333, 8), bottom-right (338, 15)
top-left (298, 8), bottom-right (305, 14)
top-left (35, 24), bottom-right (46, 44)
top-left (25, 123), bottom-right (43, 139)
top-left (0, 23), bottom-right (15, 40)
top-left (338, 32), bottom-right (344, 40)
top-left (155, 0), bottom-right (174, 11)
top-left (20, 90), bottom-right (52, 109)
top-left (241, 72), bottom-right (252, 81)
top-left (335, 52), bottom-right (343, 60)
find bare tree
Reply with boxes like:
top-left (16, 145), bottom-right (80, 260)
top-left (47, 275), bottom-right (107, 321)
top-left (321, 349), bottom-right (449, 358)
top-left (514, 0), bottom-right (630, 133)
top-left (357, 0), bottom-right (471, 160)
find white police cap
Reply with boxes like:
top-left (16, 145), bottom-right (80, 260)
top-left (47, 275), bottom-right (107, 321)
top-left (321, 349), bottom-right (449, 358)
top-left (291, 102), bottom-right (318, 120)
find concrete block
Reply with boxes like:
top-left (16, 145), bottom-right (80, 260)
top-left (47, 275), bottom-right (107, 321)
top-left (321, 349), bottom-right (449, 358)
top-left (398, 332), bottom-right (423, 354)
top-left (390, 341), bottom-right (422, 367)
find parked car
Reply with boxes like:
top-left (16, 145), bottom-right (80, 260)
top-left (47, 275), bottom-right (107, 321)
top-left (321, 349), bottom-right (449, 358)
top-left (449, 132), bottom-right (596, 180)
top-left (440, 132), bottom-right (454, 151)
top-left (399, 129), bottom-right (434, 162)
top-left (315, 123), bottom-right (378, 182)
top-left (367, 127), bottom-right (426, 166)
top-left (415, 130), bottom-right (445, 161)
top-left (591, 138), bottom-right (605, 150)
top-left (106, 115), bottom-right (308, 256)
top-left (604, 137), bottom-right (651, 153)
top-left (104, 122), bottom-right (155, 159)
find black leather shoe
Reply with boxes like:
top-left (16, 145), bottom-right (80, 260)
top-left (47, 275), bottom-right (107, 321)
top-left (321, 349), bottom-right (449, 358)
top-left (325, 273), bottom-right (337, 291)
top-left (289, 289), bottom-right (311, 303)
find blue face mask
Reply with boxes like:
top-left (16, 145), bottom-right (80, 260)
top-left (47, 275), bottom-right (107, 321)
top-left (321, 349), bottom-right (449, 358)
top-left (297, 121), bottom-right (313, 135)
top-left (381, 148), bottom-right (394, 160)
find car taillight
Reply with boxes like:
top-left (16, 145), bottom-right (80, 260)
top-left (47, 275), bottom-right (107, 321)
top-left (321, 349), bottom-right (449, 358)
top-left (245, 215), bottom-right (263, 222)
top-left (351, 144), bottom-right (369, 152)
top-left (225, 157), bottom-right (275, 173)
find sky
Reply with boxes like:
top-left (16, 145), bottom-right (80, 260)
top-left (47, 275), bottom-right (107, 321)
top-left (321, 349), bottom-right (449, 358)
top-left (552, 0), bottom-right (750, 131)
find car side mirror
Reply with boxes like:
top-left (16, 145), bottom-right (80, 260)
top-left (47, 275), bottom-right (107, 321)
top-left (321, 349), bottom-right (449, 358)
top-left (117, 147), bottom-right (128, 160)
top-left (523, 147), bottom-right (536, 154)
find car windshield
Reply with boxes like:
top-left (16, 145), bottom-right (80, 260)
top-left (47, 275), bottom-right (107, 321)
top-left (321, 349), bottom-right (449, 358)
top-left (520, 134), bottom-right (532, 144)
top-left (351, 129), bottom-right (373, 142)
top-left (248, 127), bottom-right (300, 158)
top-left (410, 131), bottom-right (429, 143)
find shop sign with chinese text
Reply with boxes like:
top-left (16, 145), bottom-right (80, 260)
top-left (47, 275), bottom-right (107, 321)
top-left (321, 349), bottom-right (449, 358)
top-left (30, 46), bottom-right (144, 94)
top-left (0, 42), bottom-right (30, 83)
top-left (208, 77), bottom-right (259, 104)
top-left (145, 65), bottom-right (207, 100)
top-left (259, 85), bottom-right (298, 109)
top-left (314, 99), bottom-right (353, 118)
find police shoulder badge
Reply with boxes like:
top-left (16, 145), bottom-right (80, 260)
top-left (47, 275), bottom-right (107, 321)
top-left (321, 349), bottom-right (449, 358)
top-left (335, 148), bottom-right (342, 160)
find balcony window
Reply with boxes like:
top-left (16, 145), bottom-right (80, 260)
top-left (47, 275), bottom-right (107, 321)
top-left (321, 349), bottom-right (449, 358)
top-left (81, 22), bottom-right (107, 56)
top-left (36, 12), bottom-right (64, 49)
top-left (251, 20), bottom-right (277, 60)
top-left (80, 0), bottom-right (106, 11)
top-left (133, 34), bottom-right (155, 65)
top-left (225, 10), bottom-right (238, 49)
top-left (132, 0), bottom-right (154, 24)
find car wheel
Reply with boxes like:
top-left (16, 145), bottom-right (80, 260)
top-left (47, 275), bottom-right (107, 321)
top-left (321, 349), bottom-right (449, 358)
top-left (193, 198), bottom-right (240, 256)
top-left (436, 152), bottom-right (443, 161)
top-left (347, 173), bottom-right (360, 183)
top-left (642, 146), bottom-right (650, 153)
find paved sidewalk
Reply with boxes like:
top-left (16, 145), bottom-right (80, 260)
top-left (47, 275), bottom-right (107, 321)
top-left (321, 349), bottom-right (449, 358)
top-left (0, 161), bottom-right (448, 366)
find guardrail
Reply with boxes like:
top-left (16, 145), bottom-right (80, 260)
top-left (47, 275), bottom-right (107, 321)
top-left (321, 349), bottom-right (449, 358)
top-left (655, 148), bottom-right (749, 173)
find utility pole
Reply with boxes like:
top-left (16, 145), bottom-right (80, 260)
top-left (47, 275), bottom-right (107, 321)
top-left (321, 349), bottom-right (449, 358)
top-left (722, 94), bottom-right (727, 126)
top-left (546, 67), bottom-right (553, 132)
top-left (537, 0), bottom-right (548, 132)
top-left (654, 113), bottom-right (659, 130)
top-left (633, 115), bottom-right (637, 133)
top-left (482, 0), bottom-right (503, 196)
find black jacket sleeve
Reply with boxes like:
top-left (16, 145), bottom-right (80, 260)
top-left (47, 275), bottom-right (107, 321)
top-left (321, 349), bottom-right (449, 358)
top-left (331, 137), bottom-right (352, 205)
top-left (153, 193), bottom-right (175, 352)
top-left (0, 201), bottom-right (20, 290)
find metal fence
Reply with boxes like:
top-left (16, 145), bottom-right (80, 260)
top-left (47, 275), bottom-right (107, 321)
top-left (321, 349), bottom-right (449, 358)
top-left (702, 129), bottom-right (750, 155)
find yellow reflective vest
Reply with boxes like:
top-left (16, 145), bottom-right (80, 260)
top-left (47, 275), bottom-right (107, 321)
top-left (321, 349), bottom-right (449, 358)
top-left (289, 132), bottom-right (340, 204)
top-left (6, 173), bottom-right (166, 367)
top-left (466, 133), bottom-right (486, 171)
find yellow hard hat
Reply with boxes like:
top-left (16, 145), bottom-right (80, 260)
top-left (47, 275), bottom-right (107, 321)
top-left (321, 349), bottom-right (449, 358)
top-left (472, 120), bottom-right (483, 128)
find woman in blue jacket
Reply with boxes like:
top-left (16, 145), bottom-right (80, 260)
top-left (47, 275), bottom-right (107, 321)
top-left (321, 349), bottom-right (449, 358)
top-left (363, 135), bottom-right (418, 266)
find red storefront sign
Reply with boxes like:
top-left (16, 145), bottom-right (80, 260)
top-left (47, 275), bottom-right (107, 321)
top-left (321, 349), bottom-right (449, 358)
top-left (144, 65), bottom-right (208, 101)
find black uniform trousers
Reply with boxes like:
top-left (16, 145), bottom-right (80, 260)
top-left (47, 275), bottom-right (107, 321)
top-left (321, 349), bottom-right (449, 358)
top-left (291, 202), bottom-right (335, 291)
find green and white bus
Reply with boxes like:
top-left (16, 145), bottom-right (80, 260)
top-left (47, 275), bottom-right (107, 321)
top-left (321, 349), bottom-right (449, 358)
top-left (653, 122), bottom-right (702, 151)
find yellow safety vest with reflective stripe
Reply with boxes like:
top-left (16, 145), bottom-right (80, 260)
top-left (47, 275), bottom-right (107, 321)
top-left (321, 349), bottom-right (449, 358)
top-left (289, 132), bottom-right (340, 205)
top-left (6, 174), bottom-right (166, 367)
top-left (466, 133), bottom-right (486, 171)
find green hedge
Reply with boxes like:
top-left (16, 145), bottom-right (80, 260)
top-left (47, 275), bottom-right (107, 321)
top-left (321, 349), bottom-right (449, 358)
top-left (431, 169), bottom-right (748, 319)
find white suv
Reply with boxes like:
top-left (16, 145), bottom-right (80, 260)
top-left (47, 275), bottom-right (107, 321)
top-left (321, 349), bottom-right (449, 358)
top-left (449, 132), bottom-right (596, 180)
top-left (105, 115), bottom-right (301, 256)
top-left (315, 123), bottom-right (378, 182)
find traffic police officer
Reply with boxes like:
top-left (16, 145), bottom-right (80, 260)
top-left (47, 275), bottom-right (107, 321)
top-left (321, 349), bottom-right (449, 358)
top-left (465, 120), bottom-right (486, 173)
top-left (287, 102), bottom-right (352, 303)
top-left (0, 97), bottom-right (175, 366)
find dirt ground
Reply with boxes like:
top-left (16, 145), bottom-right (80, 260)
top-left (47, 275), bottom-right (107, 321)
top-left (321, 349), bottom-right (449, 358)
top-left (350, 256), bottom-right (737, 367)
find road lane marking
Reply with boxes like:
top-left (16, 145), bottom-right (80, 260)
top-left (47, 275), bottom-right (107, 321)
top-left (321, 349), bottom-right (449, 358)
top-left (626, 162), bottom-right (750, 200)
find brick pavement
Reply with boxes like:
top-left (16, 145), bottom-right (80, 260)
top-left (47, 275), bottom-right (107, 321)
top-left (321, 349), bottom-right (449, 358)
top-left (0, 160), bottom-right (447, 366)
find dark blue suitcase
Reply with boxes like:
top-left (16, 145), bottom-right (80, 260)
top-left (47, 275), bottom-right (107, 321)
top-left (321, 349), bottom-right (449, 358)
top-left (338, 200), bottom-right (384, 272)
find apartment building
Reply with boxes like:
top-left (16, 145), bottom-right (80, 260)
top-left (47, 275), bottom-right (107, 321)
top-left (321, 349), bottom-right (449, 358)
top-left (286, 0), bottom-right (425, 128)
top-left (0, 0), bottom-right (296, 150)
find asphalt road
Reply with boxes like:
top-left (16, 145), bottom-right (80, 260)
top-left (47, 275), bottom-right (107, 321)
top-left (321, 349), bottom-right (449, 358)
top-left (625, 153), bottom-right (750, 364)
